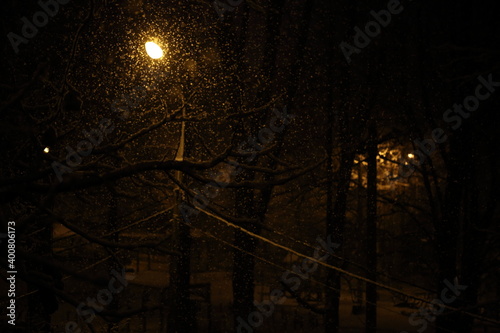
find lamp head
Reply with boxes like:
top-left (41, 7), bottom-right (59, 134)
top-left (145, 41), bottom-right (164, 59)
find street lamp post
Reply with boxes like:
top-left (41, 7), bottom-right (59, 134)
top-left (145, 41), bottom-right (193, 333)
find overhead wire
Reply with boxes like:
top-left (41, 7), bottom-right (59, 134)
top-left (15, 220), bottom-right (170, 300)
top-left (53, 203), bottom-right (175, 255)
top-left (186, 220), bottom-right (457, 333)
top-left (194, 206), bottom-right (500, 326)
top-left (259, 217), bottom-right (437, 295)
top-left (173, 167), bottom-right (439, 297)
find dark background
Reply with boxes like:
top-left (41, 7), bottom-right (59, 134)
top-left (1, 0), bottom-right (499, 332)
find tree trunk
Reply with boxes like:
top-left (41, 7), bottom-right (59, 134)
top-left (232, 198), bottom-right (260, 330)
top-left (435, 135), bottom-right (464, 333)
top-left (365, 124), bottom-right (377, 333)
top-left (169, 114), bottom-right (194, 333)
top-left (325, 146), bottom-right (355, 333)
top-left (168, 199), bottom-right (193, 333)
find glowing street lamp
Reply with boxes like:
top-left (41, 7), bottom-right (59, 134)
top-left (145, 41), bottom-right (164, 59)
top-left (43, 147), bottom-right (50, 154)
top-left (407, 153), bottom-right (414, 159)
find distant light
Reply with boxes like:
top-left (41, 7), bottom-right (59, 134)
top-left (145, 42), bottom-right (164, 59)
top-left (407, 153), bottom-right (414, 159)
top-left (43, 147), bottom-right (50, 154)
